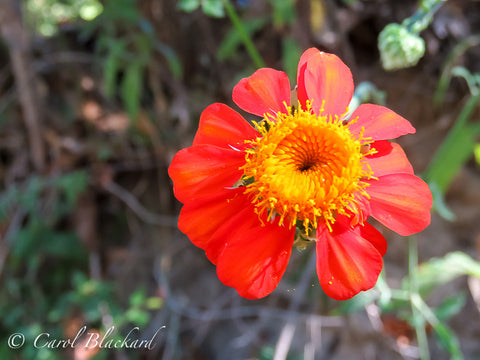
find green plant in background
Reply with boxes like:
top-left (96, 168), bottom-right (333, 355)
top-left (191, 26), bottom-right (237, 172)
top-left (0, 171), bottom-right (162, 359)
top-left (378, 0), bottom-right (447, 70)
top-left (25, 0), bottom-right (183, 122)
top-left (178, 0), bottom-right (225, 18)
top-left (0, 172), bottom-right (87, 359)
top-left (0, 171), bottom-right (87, 224)
top-left (337, 248), bottom-right (480, 360)
top-left (180, 0), bottom-right (302, 81)
top-left (474, 143), bottom-right (480, 165)
top-left (336, 39), bottom-right (480, 358)
top-left (6, 1), bottom-right (480, 359)
top-left (25, 0), bottom-right (103, 36)
top-left (90, 0), bottom-right (182, 121)
top-left (424, 40), bottom-right (480, 220)
top-left (425, 76), bottom-right (480, 190)
top-left (0, 269), bottom-right (162, 359)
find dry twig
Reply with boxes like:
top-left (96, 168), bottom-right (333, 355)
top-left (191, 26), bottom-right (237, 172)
top-left (0, 0), bottom-right (45, 171)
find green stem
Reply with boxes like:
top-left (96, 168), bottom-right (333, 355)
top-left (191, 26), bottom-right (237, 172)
top-left (220, 0), bottom-right (265, 68)
top-left (404, 0), bottom-right (446, 34)
top-left (412, 295), bottom-right (464, 360)
top-left (348, 81), bottom-right (386, 116)
top-left (408, 237), bottom-right (431, 360)
top-left (434, 35), bottom-right (480, 106)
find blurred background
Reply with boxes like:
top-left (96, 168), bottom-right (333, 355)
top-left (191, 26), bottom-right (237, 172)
top-left (0, 0), bottom-right (479, 359)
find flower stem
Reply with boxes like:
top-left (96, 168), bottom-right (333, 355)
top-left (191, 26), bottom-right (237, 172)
top-left (408, 236), bottom-right (431, 360)
top-left (403, 0), bottom-right (446, 34)
top-left (220, 0), bottom-right (265, 68)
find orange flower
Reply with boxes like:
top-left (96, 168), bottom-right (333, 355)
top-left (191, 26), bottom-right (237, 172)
top-left (168, 48), bottom-right (432, 300)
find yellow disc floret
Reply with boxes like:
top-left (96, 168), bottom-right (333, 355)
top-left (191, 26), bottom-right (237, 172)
top-left (241, 103), bottom-right (375, 233)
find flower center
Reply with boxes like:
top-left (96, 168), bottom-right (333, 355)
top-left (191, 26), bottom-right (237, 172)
top-left (241, 104), bottom-right (375, 233)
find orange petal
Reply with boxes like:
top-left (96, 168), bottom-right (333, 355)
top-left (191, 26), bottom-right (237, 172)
top-left (302, 51), bottom-right (354, 117)
top-left (232, 68), bottom-right (291, 117)
top-left (366, 174), bottom-right (432, 236)
top-left (316, 216), bottom-right (386, 300)
top-left (168, 144), bottom-right (245, 203)
top-left (193, 103), bottom-right (259, 148)
top-left (349, 104), bottom-right (415, 140)
top-left (216, 219), bottom-right (295, 299)
top-left (364, 141), bottom-right (414, 177)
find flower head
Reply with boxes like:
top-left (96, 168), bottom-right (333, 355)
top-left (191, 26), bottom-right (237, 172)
top-left (378, 23), bottom-right (426, 71)
top-left (169, 48), bottom-right (432, 300)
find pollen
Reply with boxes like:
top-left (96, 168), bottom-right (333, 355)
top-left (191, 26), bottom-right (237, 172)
top-left (241, 102), bottom-right (375, 233)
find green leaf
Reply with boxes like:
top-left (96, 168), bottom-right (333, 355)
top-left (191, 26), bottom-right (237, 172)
top-left (408, 252), bottom-right (480, 296)
top-left (101, 0), bottom-right (139, 23)
top-left (270, 0), bottom-right (296, 28)
top-left (424, 122), bottom-right (480, 193)
top-left (412, 295), bottom-right (464, 360)
top-left (333, 291), bottom-right (378, 315)
top-left (433, 322), bottom-right (464, 360)
top-left (125, 308), bottom-right (150, 325)
top-left (429, 181), bottom-right (456, 221)
top-left (178, 0), bottom-right (200, 12)
top-left (451, 66), bottom-right (479, 95)
top-left (19, 176), bottom-right (44, 215)
top-left (56, 170), bottom-right (88, 209)
top-left (433, 35), bottom-right (480, 106)
top-left (13, 222), bottom-right (86, 260)
top-left (129, 288), bottom-right (146, 307)
top-left (434, 293), bottom-right (466, 321)
top-left (217, 18), bottom-right (267, 62)
top-left (474, 143), bottom-right (480, 165)
top-left (145, 296), bottom-right (163, 310)
top-left (201, 0), bottom-right (224, 18)
top-left (156, 42), bottom-right (183, 79)
top-left (103, 40), bottom-right (126, 98)
top-left (282, 37), bottom-right (301, 84)
top-left (121, 61), bottom-right (143, 121)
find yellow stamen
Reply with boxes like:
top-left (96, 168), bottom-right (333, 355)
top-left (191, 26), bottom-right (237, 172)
top-left (241, 102), bottom-right (375, 233)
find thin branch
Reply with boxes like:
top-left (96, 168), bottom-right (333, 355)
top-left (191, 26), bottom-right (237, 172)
top-left (274, 253), bottom-right (318, 360)
top-left (102, 181), bottom-right (178, 227)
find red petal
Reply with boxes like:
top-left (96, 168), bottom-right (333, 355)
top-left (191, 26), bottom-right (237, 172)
top-left (193, 103), bottom-right (259, 148)
top-left (349, 194), bottom-right (371, 226)
top-left (364, 141), bottom-right (414, 177)
top-left (366, 174), bottom-right (432, 236)
top-left (168, 144), bottom-right (245, 203)
top-left (204, 197), bottom-right (261, 264)
top-left (297, 47), bottom-right (321, 110)
top-left (316, 216), bottom-right (386, 300)
top-left (232, 68), bottom-right (291, 117)
top-left (303, 51), bottom-right (354, 117)
top-left (216, 219), bottom-right (295, 299)
top-left (178, 187), bottom-right (250, 257)
top-left (349, 104), bottom-right (415, 140)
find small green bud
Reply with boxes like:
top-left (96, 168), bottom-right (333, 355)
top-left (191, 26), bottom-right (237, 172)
top-left (378, 23), bottom-right (425, 71)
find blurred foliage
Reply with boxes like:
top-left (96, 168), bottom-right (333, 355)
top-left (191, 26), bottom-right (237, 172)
top-left (0, 171), bottom-right (87, 223)
top-left (378, 0), bottom-right (446, 70)
top-left (178, 0), bottom-right (225, 18)
top-left (425, 68), bottom-right (480, 214)
top-left (25, 0), bottom-right (103, 36)
top-left (0, 1), bottom-right (169, 358)
top-left (336, 250), bottom-right (480, 360)
top-left (378, 23), bottom-right (425, 70)
top-left (91, 0), bottom-right (181, 121)
top-left (1, 0), bottom-right (479, 359)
